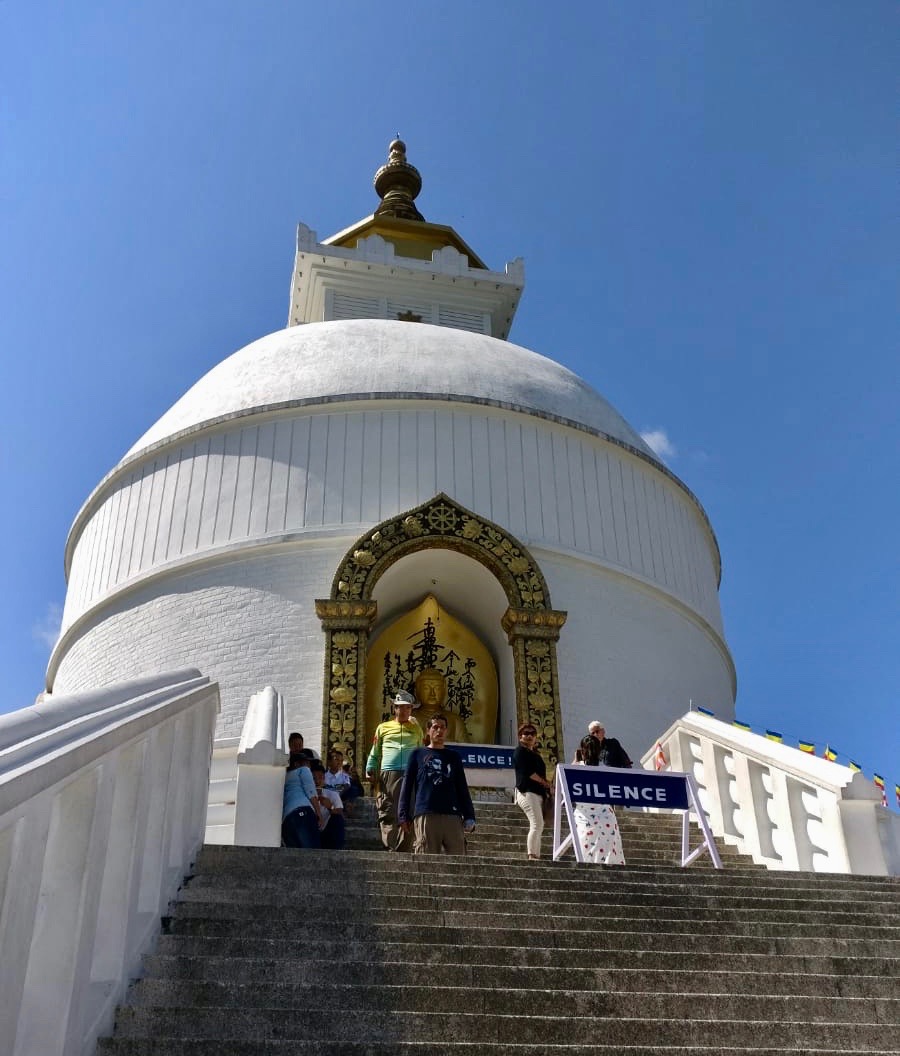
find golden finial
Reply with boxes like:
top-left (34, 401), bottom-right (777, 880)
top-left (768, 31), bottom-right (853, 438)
top-left (373, 137), bottom-right (424, 222)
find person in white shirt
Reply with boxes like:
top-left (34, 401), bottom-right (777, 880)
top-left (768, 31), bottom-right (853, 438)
top-left (324, 748), bottom-right (362, 813)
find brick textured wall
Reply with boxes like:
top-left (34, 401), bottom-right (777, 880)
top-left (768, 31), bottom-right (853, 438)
top-left (53, 546), bottom-right (339, 747)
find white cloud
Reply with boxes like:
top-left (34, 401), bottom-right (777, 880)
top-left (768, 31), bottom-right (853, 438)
top-left (32, 602), bottom-right (63, 650)
top-left (640, 429), bottom-right (677, 461)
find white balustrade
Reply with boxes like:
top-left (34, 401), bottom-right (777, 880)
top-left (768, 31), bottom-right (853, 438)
top-left (0, 668), bottom-right (219, 1056)
top-left (642, 711), bottom-right (899, 875)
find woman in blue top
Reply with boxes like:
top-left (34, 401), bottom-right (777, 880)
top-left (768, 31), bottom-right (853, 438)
top-left (282, 753), bottom-right (321, 848)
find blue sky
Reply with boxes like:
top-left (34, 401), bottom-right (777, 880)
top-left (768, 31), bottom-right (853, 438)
top-left (2, 2), bottom-right (897, 795)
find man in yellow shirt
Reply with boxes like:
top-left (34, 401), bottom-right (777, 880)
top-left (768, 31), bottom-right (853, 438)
top-left (365, 690), bottom-right (423, 851)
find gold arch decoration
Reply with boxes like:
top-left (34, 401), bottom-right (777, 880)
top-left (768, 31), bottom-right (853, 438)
top-left (315, 493), bottom-right (567, 771)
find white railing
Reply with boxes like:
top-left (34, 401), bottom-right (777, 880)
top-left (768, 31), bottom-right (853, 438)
top-left (643, 711), bottom-right (899, 875)
top-left (0, 668), bottom-right (219, 1056)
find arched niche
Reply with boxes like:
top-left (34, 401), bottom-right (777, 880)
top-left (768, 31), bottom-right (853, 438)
top-left (316, 493), bottom-right (566, 769)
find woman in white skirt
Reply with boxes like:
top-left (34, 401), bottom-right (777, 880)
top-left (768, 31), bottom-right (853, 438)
top-left (573, 735), bottom-right (625, 865)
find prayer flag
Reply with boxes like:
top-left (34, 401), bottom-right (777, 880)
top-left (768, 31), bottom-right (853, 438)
top-left (654, 741), bottom-right (667, 771)
top-left (873, 774), bottom-right (887, 807)
top-left (849, 760), bottom-right (862, 773)
top-left (895, 784), bottom-right (900, 809)
top-left (798, 740), bottom-right (815, 754)
top-left (823, 745), bottom-right (837, 762)
top-left (733, 719), bottom-right (752, 732)
top-left (765, 729), bottom-right (783, 743)
top-left (696, 706), bottom-right (714, 717)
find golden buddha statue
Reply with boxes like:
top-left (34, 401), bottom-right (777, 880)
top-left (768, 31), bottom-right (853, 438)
top-left (413, 667), bottom-right (466, 742)
top-left (364, 594), bottom-right (498, 746)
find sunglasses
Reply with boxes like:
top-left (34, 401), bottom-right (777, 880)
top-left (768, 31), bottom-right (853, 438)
top-left (521, 731), bottom-right (537, 737)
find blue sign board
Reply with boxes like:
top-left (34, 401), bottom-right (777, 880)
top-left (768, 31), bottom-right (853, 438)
top-left (559, 765), bottom-right (690, 810)
top-left (450, 744), bottom-right (515, 769)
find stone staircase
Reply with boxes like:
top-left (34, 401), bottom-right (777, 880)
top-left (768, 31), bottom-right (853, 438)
top-left (98, 798), bottom-right (899, 1054)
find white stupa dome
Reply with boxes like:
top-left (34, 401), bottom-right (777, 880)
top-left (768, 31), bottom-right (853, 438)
top-left (52, 141), bottom-right (734, 759)
top-left (125, 319), bottom-right (656, 461)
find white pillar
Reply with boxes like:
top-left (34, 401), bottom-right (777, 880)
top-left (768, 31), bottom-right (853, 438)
top-left (234, 687), bottom-right (289, 847)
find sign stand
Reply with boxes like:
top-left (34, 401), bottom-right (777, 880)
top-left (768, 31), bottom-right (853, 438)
top-left (552, 765), bottom-right (723, 869)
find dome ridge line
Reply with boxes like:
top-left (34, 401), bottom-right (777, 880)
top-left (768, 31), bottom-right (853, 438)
top-left (61, 391), bottom-right (722, 588)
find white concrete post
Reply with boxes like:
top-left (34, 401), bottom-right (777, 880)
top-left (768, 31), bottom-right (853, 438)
top-left (234, 687), bottom-right (289, 847)
top-left (838, 773), bottom-right (891, 875)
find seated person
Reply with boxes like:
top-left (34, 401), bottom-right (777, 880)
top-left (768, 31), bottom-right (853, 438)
top-left (288, 731), bottom-right (319, 760)
top-left (310, 759), bottom-right (345, 850)
top-left (282, 753), bottom-right (321, 849)
top-left (324, 749), bottom-right (361, 811)
top-left (343, 759), bottom-right (365, 799)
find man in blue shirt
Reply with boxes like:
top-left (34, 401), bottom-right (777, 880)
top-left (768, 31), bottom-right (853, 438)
top-left (282, 753), bottom-right (321, 848)
top-left (398, 715), bottom-right (476, 855)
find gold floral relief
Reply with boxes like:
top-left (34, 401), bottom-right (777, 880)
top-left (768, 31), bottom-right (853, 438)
top-left (523, 637), bottom-right (561, 766)
top-left (331, 494), bottom-right (552, 612)
top-left (320, 627), bottom-right (368, 763)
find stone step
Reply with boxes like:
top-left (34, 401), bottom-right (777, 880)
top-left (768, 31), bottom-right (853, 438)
top-left (106, 1006), bottom-right (898, 1049)
top-left (184, 864), bottom-right (899, 906)
top-left (150, 934), bottom-right (899, 975)
top-left (461, 835), bottom-right (744, 856)
top-left (193, 846), bottom-right (899, 892)
top-left (163, 916), bottom-right (899, 957)
top-left (181, 871), bottom-right (897, 907)
top-left (172, 891), bottom-right (896, 930)
top-left (455, 846), bottom-right (740, 864)
top-left (122, 979), bottom-right (898, 1027)
top-left (99, 802), bottom-right (900, 1056)
top-left (141, 953), bottom-right (900, 998)
top-left (343, 796), bottom-right (750, 866)
top-left (98, 1042), bottom-right (900, 1056)
top-left (462, 815), bottom-right (686, 831)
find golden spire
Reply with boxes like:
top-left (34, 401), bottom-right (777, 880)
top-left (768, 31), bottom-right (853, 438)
top-left (373, 137), bottom-right (425, 222)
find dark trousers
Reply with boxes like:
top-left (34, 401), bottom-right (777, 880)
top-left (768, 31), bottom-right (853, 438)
top-left (320, 813), bottom-right (346, 850)
top-left (282, 806), bottom-right (321, 849)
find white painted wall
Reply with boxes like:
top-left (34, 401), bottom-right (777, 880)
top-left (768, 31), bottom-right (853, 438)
top-left (541, 550), bottom-right (735, 762)
top-left (53, 544), bottom-right (339, 742)
top-left (59, 403), bottom-right (723, 633)
top-left (51, 531), bottom-right (733, 762)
